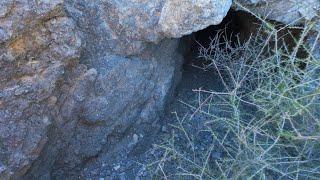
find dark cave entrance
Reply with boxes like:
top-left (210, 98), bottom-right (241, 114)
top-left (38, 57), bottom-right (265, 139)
top-left (168, 8), bottom-right (307, 119)
top-left (161, 9), bottom-right (260, 129)
top-left (185, 9), bottom-right (259, 67)
top-left (176, 9), bottom-right (259, 95)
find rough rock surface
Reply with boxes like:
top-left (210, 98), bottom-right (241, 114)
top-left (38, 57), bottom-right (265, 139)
top-left (235, 0), bottom-right (320, 30)
top-left (2, 0), bottom-right (318, 179)
top-left (65, 0), bottom-right (232, 56)
top-left (48, 38), bottom-right (186, 179)
top-left (0, 1), bottom-right (83, 179)
top-left (159, 0), bottom-right (232, 38)
top-left (0, 0), bottom-right (231, 179)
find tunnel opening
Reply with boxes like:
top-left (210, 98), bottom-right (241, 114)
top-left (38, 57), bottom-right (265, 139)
top-left (176, 9), bottom-right (260, 95)
top-left (185, 9), bottom-right (259, 67)
top-left (173, 8), bottom-right (308, 106)
top-left (167, 10), bottom-right (260, 113)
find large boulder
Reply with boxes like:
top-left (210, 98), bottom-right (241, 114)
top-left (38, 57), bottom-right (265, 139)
top-left (65, 0), bottom-right (232, 55)
top-left (1, 0), bottom-right (232, 179)
top-left (1, 0), bottom-right (318, 179)
top-left (159, 0), bottom-right (232, 37)
top-left (0, 1), bottom-right (83, 179)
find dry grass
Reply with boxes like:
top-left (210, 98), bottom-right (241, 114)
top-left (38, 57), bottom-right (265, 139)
top-left (146, 3), bottom-right (320, 180)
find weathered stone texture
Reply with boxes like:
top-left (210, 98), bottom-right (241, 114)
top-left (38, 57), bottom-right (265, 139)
top-left (236, 0), bottom-right (320, 30)
top-left (65, 0), bottom-right (232, 56)
top-left (3, 0), bottom-right (224, 178)
top-left (0, 1), bottom-right (83, 179)
top-left (159, 0), bottom-right (232, 37)
top-left (7, 0), bottom-right (319, 179)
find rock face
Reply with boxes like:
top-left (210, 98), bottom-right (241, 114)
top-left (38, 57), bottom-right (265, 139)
top-left (235, 0), bottom-right (320, 30)
top-left (0, 1), bottom-right (83, 179)
top-left (65, 0), bottom-right (232, 56)
top-left (0, 0), bottom-right (232, 179)
top-left (159, 0), bottom-right (232, 37)
top-left (1, 0), bottom-right (318, 178)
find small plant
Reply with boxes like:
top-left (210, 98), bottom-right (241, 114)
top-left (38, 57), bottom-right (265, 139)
top-left (146, 3), bottom-right (320, 180)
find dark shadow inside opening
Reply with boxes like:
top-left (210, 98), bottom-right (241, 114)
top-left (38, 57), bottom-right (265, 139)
top-left (178, 10), bottom-right (258, 93)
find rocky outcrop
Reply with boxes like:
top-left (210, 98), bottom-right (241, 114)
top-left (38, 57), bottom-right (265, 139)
top-left (0, 1), bottom-right (83, 178)
top-left (0, 0), bottom-right (232, 179)
top-left (235, 0), bottom-right (320, 30)
top-left (159, 0), bottom-right (232, 38)
top-left (1, 0), bottom-right (318, 179)
top-left (65, 0), bottom-right (232, 56)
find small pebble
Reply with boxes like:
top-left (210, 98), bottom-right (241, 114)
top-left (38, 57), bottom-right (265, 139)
top-left (133, 134), bottom-right (139, 144)
top-left (161, 126), bottom-right (167, 132)
top-left (113, 164), bottom-right (121, 171)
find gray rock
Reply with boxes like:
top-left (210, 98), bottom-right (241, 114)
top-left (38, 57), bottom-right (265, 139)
top-left (52, 38), bottom-right (185, 178)
top-left (65, 0), bottom-right (231, 56)
top-left (81, 97), bottom-right (112, 124)
top-left (159, 0), bottom-right (232, 38)
top-left (3, 0), bottom-right (318, 179)
top-left (0, 1), bottom-right (83, 178)
top-left (235, 0), bottom-right (320, 30)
